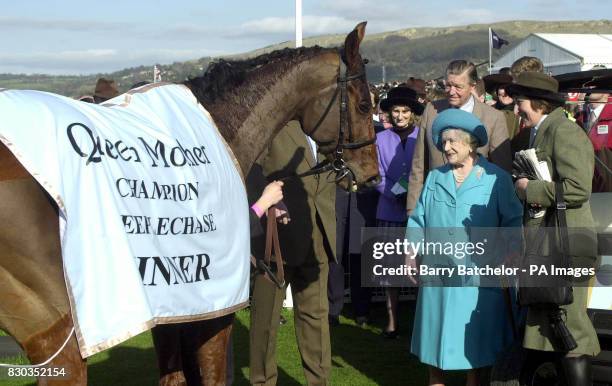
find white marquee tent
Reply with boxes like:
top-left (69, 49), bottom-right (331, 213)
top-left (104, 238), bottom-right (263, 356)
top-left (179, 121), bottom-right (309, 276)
top-left (492, 33), bottom-right (612, 75)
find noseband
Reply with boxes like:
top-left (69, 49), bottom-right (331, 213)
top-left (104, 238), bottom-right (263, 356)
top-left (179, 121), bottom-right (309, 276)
top-left (303, 53), bottom-right (376, 185)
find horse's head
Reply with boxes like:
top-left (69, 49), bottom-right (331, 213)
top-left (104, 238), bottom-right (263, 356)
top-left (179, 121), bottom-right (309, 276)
top-left (298, 22), bottom-right (379, 191)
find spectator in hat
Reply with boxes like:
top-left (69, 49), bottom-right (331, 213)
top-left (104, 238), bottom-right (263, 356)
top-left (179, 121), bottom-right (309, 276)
top-left (93, 78), bottom-right (119, 104)
top-left (407, 108), bottom-right (522, 386)
top-left (508, 57), bottom-right (545, 153)
top-left (508, 72), bottom-right (600, 386)
top-left (406, 60), bottom-right (512, 216)
top-left (375, 86), bottom-right (424, 338)
top-left (483, 73), bottom-right (520, 139)
top-left (498, 67), bottom-right (511, 76)
top-left (406, 77), bottom-right (427, 104)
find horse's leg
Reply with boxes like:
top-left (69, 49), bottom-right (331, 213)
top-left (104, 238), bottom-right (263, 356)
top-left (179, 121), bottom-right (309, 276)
top-left (0, 265), bottom-right (85, 386)
top-left (152, 315), bottom-right (234, 386)
top-left (192, 314), bottom-right (234, 386)
top-left (21, 314), bottom-right (85, 386)
top-left (152, 324), bottom-right (188, 386)
top-left (0, 147), bottom-right (87, 385)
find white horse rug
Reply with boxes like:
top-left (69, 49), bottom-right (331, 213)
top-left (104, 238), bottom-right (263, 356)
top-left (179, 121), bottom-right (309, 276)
top-left (0, 83), bottom-right (250, 357)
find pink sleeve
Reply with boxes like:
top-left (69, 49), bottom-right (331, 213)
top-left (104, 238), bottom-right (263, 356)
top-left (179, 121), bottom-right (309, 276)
top-left (251, 203), bottom-right (265, 218)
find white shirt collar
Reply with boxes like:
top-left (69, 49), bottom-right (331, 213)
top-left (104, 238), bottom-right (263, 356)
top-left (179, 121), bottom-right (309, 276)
top-left (529, 114), bottom-right (548, 147)
top-left (459, 95), bottom-right (475, 113)
top-left (535, 114), bottom-right (548, 130)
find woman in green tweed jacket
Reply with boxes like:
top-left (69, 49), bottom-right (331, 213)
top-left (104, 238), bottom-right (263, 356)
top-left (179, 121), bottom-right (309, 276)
top-left (509, 72), bottom-right (600, 386)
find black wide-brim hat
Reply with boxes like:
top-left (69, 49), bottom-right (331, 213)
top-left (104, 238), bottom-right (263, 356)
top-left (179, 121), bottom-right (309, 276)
top-left (555, 68), bottom-right (612, 93)
top-left (506, 71), bottom-right (566, 103)
top-left (483, 73), bottom-right (513, 94)
top-left (379, 86), bottom-right (425, 115)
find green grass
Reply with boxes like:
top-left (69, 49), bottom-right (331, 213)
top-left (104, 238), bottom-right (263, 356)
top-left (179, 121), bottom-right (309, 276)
top-left (0, 302), bottom-right (468, 385)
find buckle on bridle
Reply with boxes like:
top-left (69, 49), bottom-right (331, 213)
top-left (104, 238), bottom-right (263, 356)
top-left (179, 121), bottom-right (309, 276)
top-left (332, 158), bottom-right (346, 172)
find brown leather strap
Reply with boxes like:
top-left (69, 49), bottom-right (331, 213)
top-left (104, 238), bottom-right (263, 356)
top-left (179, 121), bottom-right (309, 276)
top-left (249, 206), bottom-right (285, 288)
top-left (265, 206), bottom-right (285, 286)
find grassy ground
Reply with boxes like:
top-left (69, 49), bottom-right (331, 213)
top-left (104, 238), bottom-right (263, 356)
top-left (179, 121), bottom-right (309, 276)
top-left (0, 302), bottom-right (468, 385)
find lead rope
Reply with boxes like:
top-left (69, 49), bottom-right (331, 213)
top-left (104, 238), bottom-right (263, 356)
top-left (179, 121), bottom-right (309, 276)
top-left (0, 327), bottom-right (75, 368)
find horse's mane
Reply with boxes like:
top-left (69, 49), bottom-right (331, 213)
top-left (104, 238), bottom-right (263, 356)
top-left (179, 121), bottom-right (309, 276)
top-left (186, 45), bottom-right (334, 106)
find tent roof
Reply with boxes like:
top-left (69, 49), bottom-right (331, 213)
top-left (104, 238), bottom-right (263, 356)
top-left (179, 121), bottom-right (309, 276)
top-left (535, 33), bottom-right (612, 65)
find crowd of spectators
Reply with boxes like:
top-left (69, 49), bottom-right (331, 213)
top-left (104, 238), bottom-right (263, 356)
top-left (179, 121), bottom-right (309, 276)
top-left (329, 56), bottom-right (609, 386)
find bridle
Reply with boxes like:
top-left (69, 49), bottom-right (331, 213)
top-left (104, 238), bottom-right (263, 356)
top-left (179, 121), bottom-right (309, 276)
top-left (260, 53), bottom-right (376, 288)
top-left (288, 52), bottom-right (375, 185)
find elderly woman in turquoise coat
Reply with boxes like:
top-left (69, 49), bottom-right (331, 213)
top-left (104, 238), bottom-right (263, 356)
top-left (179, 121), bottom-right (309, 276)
top-left (407, 109), bottom-right (523, 386)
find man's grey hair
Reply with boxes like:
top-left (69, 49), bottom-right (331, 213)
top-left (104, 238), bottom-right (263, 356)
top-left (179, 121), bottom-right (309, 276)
top-left (446, 60), bottom-right (478, 85)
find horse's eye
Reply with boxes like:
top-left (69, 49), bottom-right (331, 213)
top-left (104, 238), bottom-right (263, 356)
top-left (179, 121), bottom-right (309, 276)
top-left (358, 100), bottom-right (371, 113)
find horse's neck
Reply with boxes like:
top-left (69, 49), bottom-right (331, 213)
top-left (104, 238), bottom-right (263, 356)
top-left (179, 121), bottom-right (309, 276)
top-left (208, 54), bottom-right (337, 173)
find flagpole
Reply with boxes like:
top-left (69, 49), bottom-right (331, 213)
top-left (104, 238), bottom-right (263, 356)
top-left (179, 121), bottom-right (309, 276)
top-left (488, 27), bottom-right (492, 74)
top-left (295, 0), bottom-right (302, 48)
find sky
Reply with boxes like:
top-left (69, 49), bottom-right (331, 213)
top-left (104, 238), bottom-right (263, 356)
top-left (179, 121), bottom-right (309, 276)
top-left (0, 0), bottom-right (609, 75)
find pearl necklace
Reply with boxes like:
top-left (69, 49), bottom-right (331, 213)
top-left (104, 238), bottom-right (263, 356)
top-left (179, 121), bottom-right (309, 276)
top-left (452, 168), bottom-right (466, 183)
top-left (452, 156), bottom-right (478, 184)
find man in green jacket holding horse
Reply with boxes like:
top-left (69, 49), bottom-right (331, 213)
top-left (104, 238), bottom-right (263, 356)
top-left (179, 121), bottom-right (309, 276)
top-left (247, 120), bottom-right (336, 386)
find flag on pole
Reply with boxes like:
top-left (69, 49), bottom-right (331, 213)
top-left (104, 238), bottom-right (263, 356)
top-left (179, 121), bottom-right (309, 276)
top-left (490, 29), bottom-right (509, 49)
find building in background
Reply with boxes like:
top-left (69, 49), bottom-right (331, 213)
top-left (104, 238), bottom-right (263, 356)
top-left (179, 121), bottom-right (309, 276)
top-left (492, 34), bottom-right (612, 75)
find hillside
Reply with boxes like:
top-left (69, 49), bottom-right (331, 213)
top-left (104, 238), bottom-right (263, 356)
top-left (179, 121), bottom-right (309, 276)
top-left (1, 19), bottom-right (611, 97)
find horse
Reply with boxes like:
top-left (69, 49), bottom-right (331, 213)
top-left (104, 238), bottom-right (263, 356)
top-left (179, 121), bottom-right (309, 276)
top-left (0, 22), bottom-right (378, 385)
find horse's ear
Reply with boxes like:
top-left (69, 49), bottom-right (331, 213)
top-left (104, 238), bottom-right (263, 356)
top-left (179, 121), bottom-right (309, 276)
top-left (343, 22), bottom-right (367, 68)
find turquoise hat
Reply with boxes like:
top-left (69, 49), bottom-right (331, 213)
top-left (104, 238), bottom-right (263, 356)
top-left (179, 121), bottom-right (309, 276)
top-left (431, 109), bottom-right (488, 151)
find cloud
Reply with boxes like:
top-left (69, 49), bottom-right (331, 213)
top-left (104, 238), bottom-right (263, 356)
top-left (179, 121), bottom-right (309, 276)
top-left (316, 0), bottom-right (607, 30)
top-left (318, 0), bottom-right (405, 21)
top-left (0, 17), bottom-right (127, 32)
top-left (448, 9), bottom-right (501, 26)
top-left (228, 15), bottom-right (358, 39)
top-left (0, 48), bottom-right (222, 75)
top-left (0, 17), bottom-right (219, 42)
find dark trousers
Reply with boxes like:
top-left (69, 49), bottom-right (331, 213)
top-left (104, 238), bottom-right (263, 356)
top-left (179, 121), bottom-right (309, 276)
top-left (349, 253), bottom-right (371, 317)
top-left (327, 254), bottom-right (344, 317)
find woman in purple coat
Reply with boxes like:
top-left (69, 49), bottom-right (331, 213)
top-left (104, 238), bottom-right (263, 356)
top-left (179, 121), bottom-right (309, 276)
top-left (376, 86), bottom-right (424, 338)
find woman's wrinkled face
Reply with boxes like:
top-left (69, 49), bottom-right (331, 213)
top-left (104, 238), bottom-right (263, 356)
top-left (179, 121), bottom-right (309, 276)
top-left (391, 105), bottom-right (413, 129)
top-left (441, 129), bottom-right (472, 165)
